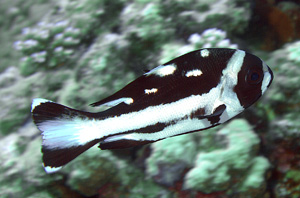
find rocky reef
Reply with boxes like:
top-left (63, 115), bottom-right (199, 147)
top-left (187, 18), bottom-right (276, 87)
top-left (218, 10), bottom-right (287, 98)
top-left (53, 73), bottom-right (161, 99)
top-left (1, 0), bottom-right (300, 197)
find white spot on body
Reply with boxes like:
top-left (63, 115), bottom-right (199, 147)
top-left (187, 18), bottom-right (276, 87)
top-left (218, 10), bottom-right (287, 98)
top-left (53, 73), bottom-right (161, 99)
top-left (200, 49), bottom-right (210, 57)
top-left (185, 69), bottom-right (203, 77)
top-left (146, 64), bottom-right (176, 77)
top-left (144, 88), bottom-right (158, 95)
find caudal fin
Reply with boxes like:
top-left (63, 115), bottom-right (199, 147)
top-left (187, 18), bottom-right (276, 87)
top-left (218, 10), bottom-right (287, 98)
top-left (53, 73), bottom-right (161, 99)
top-left (31, 98), bottom-right (100, 173)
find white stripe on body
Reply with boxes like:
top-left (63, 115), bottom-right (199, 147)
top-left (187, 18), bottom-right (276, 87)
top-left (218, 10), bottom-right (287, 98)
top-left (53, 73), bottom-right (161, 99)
top-left (104, 118), bottom-right (211, 142)
top-left (216, 50), bottom-right (246, 123)
top-left (39, 50), bottom-right (247, 148)
top-left (40, 86), bottom-right (222, 148)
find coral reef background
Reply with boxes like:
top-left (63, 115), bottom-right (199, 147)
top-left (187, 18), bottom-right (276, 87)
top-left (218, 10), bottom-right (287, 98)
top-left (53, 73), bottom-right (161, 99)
top-left (0, 0), bottom-right (300, 197)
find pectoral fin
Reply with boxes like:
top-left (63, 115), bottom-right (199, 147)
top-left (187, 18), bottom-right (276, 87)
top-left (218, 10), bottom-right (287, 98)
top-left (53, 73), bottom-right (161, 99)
top-left (192, 104), bottom-right (226, 125)
top-left (211, 104), bottom-right (226, 117)
top-left (207, 104), bottom-right (227, 125)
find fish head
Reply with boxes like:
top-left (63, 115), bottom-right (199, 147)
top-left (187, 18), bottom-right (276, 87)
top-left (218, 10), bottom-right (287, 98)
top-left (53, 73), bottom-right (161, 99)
top-left (234, 52), bottom-right (274, 109)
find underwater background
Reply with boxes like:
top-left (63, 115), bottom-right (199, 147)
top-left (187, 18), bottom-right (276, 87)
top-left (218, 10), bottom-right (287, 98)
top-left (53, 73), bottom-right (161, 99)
top-left (0, 0), bottom-right (300, 197)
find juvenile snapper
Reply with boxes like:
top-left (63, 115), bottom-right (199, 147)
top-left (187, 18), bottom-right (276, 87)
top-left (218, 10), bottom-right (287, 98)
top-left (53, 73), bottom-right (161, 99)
top-left (31, 48), bottom-right (273, 173)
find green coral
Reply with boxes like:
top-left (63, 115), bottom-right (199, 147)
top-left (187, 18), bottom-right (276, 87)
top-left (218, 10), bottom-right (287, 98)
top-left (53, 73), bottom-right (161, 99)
top-left (146, 134), bottom-right (197, 181)
top-left (275, 169), bottom-right (300, 198)
top-left (286, 170), bottom-right (300, 182)
top-left (270, 113), bottom-right (300, 142)
top-left (159, 28), bottom-right (238, 64)
top-left (0, 67), bottom-right (35, 135)
top-left (64, 146), bottom-right (169, 197)
top-left (265, 41), bottom-right (300, 140)
top-left (184, 119), bottom-right (270, 195)
top-left (241, 156), bottom-right (270, 190)
top-left (122, 2), bottom-right (170, 40)
top-left (266, 41), bottom-right (300, 106)
top-left (64, 0), bottom-right (124, 31)
top-left (0, 67), bottom-right (72, 135)
top-left (0, 128), bottom-right (63, 198)
top-left (157, 0), bottom-right (250, 35)
top-left (13, 0), bottom-right (126, 76)
top-left (119, 0), bottom-right (246, 70)
top-left (145, 134), bottom-right (200, 188)
top-left (12, 0), bottom-right (248, 77)
top-left (14, 20), bottom-right (82, 75)
top-left (188, 28), bottom-right (238, 49)
top-left (287, 41), bottom-right (300, 64)
top-left (0, 0), bottom-right (54, 72)
top-left (60, 34), bottom-right (136, 109)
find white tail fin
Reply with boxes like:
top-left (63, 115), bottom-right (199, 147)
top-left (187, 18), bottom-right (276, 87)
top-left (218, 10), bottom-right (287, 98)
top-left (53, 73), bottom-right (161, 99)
top-left (31, 98), bottom-right (100, 173)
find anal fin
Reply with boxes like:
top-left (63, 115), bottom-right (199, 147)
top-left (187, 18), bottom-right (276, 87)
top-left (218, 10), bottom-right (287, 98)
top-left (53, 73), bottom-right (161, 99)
top-left (99, 139), bottom-right (154, 150)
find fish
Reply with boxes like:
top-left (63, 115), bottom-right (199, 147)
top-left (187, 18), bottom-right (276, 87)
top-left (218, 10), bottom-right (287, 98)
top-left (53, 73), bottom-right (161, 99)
top-left (31, 48), bottom-right (273, 173)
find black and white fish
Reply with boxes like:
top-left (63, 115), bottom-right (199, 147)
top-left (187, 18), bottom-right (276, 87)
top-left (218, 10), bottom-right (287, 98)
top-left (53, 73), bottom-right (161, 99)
top-left (31, 48), bottom-right (273, 173)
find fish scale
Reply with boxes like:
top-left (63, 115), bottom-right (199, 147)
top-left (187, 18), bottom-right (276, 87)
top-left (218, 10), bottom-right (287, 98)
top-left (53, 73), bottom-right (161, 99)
top-left (31, 48), bottom-right (273, 173)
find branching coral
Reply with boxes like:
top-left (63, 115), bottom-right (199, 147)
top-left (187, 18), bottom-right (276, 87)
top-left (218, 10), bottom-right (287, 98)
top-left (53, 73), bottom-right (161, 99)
top-left (184, 119), bottom-right (270, 195)
top-left (159, 28), bottom-right (238, 64)
top-left (14, 20), bottom-right (81, 76)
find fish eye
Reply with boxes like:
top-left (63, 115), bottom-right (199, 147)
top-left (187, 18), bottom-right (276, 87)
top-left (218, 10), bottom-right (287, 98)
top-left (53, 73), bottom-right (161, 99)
top-left (251, 72), bottom-right (259, 81)
top-left (246, 68), bottom-right (263, 85)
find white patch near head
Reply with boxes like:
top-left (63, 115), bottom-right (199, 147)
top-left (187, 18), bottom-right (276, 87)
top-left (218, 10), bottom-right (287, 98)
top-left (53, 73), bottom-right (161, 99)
top-left (225, 50), bottom-right (246, 75)
top-left (185, 69), bottom-right (203, 77)
top-left (101, 97), bottom-right (134, 107)
top-left (217, 49), bottom-right (246, 121)
top-left (145, 88), bottom-right (158, 95)
top-left (200, 49), bottom-right (210, 57)
top-left (261, 62), bottom-right (272, 94)
top-left (44, 165), bottom-right (62, 173)
top-left (146, 64), bottom-right (176, 77)
top-left (31, 98), bottom-right (52, 112)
